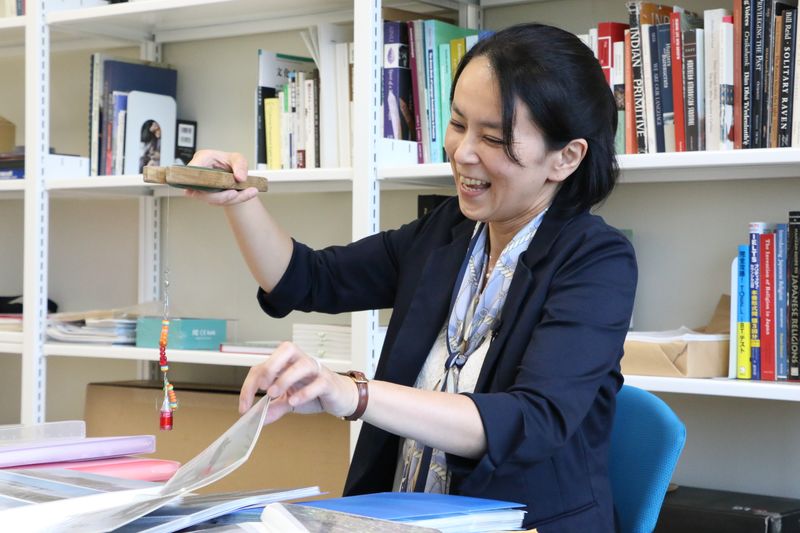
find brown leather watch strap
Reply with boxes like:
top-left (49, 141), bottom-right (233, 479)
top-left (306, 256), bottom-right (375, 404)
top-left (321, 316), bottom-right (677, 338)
top-left (341, 370), bottom-right (369, 421)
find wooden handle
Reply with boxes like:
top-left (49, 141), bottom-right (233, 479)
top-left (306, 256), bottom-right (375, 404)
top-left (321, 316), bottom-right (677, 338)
top-left (142, 165), bottom-right (268, 192)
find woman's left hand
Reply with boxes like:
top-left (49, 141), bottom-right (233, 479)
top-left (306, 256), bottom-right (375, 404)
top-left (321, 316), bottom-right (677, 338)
top-left (238, 341), bottom-right (359, 423)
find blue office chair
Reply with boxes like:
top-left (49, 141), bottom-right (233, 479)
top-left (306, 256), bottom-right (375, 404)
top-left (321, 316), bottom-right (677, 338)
top-left (609, 385), bottom-right (686, 533)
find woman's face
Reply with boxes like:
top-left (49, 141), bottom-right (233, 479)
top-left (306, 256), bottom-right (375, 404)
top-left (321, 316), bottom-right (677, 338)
top-left (444, 55), bottom-right (564, 234)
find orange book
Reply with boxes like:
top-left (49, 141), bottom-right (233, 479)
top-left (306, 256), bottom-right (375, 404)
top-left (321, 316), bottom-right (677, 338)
top-left (624, 29), bottom-right (636, 154)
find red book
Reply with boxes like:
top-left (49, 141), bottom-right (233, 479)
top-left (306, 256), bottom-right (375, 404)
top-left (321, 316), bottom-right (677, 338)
top-left (760, 231), bottom-right (776, 381)
top-left (597, 22), bottom-right (629, 85)
top-left (670, 11), bottom-right (686, 152)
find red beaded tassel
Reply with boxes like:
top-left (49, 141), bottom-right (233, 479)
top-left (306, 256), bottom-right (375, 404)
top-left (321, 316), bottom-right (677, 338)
top-left (159, 318), bottom-right (178, 430)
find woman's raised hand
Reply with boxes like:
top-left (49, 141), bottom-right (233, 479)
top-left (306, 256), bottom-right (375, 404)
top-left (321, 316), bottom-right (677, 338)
top-left (185, 149), bottom-right (259, 205)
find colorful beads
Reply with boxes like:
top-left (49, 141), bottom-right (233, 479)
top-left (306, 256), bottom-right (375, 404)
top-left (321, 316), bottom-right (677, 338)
top-left (157, 316), bottom-right (177, 429)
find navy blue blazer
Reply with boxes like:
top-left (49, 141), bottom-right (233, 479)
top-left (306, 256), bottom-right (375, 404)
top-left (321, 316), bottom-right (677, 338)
top-left (258, 195), bottom-right (637, 532)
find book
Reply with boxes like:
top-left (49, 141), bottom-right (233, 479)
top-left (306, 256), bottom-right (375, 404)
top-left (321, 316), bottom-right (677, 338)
top-left (422, 20), bottom-right (477, 163)
top-left (218, 341), bottom-right (280, 355)
top-left (0, 435), bottom-right (155, 468)
top-left (626, 2), bottom-right (673, 154)
top-left (19, 456), bottom-right (181, 482)
top-left (670, 9), bottom-right (703, 152)
top-left (300, 492), bottom-right (526, 533)
top-left (122, 91), bottom-right (176, 175)
top-left (383, 20), bottom-right (414, 141)
top-left (737, 244), bottom-right (752, 379)
top-left (749, 221), bottom-right (770, 379)
top-left (788, 211), bottom-right (800, 380)
top-left (683, 28), bottom-right (700, 151)
top-left (704, 8), bottom-right (732, 152)
top-left (776, 223), bottom-right (789, 379)
top-left (597, 21), bottom-right (629, 85)
top-left (655, 22), bottom-right (674, 152)
top-left (408, 20), bottom-right (427, 163)
top-left (760, 228), bottom-right (777, 380)
top-left (777, 7), bottom-right (796, 147)
top-left (255, 50), bottom-right (316, 169)
top-left (98, 58), bottom-right (177, 176)
top-left (721, 15), bottom-right (736, 150)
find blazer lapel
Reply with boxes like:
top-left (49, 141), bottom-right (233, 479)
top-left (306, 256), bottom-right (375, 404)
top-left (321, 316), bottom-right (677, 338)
top-left (383, 219), bottom-right (474, 387)
top-left (474, 205), bottom-right (575, 391)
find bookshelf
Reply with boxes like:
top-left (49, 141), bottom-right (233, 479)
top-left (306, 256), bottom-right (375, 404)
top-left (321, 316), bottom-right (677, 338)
top-left (1, 0), bottom-right (799, 502)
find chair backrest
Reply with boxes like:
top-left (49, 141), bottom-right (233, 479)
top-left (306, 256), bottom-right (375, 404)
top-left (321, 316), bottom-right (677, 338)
top-left (609, 385), bottom-right (686, 533)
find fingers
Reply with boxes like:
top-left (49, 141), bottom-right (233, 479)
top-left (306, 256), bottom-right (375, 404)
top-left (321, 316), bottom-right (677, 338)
top-left (188, 150), bottom-right (250, 182)
top-left (238, 342), bottom-right (320, 414)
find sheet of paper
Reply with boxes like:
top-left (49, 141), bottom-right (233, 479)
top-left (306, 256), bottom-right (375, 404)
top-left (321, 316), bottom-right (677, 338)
top-left (0, 395), bottom-right (272, 532)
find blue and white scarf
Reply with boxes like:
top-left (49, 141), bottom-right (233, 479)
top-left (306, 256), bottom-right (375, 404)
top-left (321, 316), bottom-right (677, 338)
top-left (399, 209), bottom-right (547, 494)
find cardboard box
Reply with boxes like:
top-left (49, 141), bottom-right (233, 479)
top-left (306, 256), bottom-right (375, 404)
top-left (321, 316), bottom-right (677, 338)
top-left (622, 330), bottom-right (730, 377)
top-left (136, 317), bottom-right (226, 350)
top-left (622, 295), bottom-right (730, 378)
top-left (656, 486), bottom-right (800, 533)
top-left (0, 117), bottom-right (15, 153)
top-left (84, 381), bottom-right (350, 497)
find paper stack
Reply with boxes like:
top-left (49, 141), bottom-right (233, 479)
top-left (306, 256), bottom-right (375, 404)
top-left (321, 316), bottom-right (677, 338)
top-left (292, 323), bottom-right (351, 360)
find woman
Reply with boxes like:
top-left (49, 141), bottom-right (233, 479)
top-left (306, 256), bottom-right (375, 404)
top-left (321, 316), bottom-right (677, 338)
top-left (188, 23), bottom-right (636, 532)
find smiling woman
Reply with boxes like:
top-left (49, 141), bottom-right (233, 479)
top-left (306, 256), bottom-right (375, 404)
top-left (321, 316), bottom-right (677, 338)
top-left (186, 22), bottom-right (636, 533)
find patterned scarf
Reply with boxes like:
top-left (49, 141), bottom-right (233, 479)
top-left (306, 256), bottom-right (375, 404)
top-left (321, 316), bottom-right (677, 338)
top-left (399, 209), bottom-right (547, 494)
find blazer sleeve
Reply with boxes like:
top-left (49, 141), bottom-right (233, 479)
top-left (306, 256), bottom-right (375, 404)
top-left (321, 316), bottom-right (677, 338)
top-left (458, 226), bottom-right (637, 486)
top-left (257, 214), bottom-right (429, 317)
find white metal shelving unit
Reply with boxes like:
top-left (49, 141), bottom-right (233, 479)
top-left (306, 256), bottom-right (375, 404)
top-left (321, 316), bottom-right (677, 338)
top-left (6, 0), bottom-right (800, 501)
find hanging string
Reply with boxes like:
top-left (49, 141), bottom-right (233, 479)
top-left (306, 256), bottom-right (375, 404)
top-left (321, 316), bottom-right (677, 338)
top-left (159, 193), bottom-right (178, 430)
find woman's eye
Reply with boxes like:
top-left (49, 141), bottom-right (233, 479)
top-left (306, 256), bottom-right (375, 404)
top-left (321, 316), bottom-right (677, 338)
top-left (449, 120), bottom-right (465, 130)
top-left (484, 136), bottom-right (504, 146)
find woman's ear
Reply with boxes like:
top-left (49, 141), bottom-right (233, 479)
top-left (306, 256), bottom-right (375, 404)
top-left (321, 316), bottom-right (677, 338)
top-left (550, 138), bottom-right (588, 182)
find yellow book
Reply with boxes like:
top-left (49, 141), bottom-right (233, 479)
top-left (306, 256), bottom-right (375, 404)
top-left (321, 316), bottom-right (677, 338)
top-left (450, 36), bottom-right (466, 77)
top-left (737, 321), bottom-right (751, 379)
top-left (264, 97), bottom-right (281, 170)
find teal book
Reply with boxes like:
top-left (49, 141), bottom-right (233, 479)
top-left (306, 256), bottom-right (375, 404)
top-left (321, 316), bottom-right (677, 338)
top-left (136, 317), bottom-right (227, 351)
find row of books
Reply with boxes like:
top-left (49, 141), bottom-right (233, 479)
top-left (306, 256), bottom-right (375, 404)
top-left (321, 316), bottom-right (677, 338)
top-left (381, 17), bottom-right (492, 164)
top-left (732, 212), bottom-right (800, 380)
top-left (582, 1), bottom-right (800, 155)
top-left (0, 0), bottom-right (22, 17)
top-left (88, 54), bottom-right (180, 177)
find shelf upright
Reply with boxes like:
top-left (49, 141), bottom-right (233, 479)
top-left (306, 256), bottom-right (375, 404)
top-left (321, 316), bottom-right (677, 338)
top-left (349, 0), bottom-right (383, 454)
top-left (21, 0), bottom-right (49, 425)
top-left (138, 39), bottom-right (164, 381)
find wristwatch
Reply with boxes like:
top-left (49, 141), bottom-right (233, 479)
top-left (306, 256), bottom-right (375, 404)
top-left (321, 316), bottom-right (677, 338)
top-left (341, 370), bottom-right (369, 421)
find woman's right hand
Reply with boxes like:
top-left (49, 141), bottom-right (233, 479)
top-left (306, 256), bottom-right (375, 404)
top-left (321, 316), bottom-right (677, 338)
top-left (185, 149), bottom-right (260, 205)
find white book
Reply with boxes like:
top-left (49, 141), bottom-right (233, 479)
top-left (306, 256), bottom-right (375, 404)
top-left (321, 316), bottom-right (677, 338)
top-left (703, 8), bottom-right (729, 151)
top-left (334, 41), bottom-right (352, 167)
top-left (641, 24), bottom-right (657, 153)
top-left (696, 28), bottom-right (706, 150)
top-left (720, 17), bottom-right (734, 151)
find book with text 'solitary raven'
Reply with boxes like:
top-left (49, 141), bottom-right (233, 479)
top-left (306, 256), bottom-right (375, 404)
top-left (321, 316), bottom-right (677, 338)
top-left (300, 491), bottom-right (526, 533)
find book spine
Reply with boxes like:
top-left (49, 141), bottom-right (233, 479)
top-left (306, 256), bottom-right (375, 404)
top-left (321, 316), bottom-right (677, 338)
top-left (423, 22), bottom-right (441, 164)
top-left (657, 23), bottom-right (673, 152)
top-left (648, 25), bottom-right (665, 153)
top-left (408, 21), bottom-right (427, 163)
top-left (612, 40), bottom-right (626, 155)
top-left (777, 8), bottom-right (795, 147)
top-left (761, 0), bottom-right (776, 147)
top-left (737, 243), bottom-right (752, 379)
top-left (683, 29), bottom-right (699, 151)
top-left (256, 86), bottom-right (266, 167)
top-left (776, 223), bottom-right (788, 379)
top-left (625, 29), bottom-right (637, 154)
top-left (769, 11), bottom-right (784, 148)
top-left (627, 2), bottom-right (649, 153)
top-left (670, 13), bottom-right (686, 152)
top-left (721, 16), bottom-right (735, 150)
top-left (742, 0), bottom-right (753, 148)
top-left (760, 230), bottom-right (776, 381)
top-left (750, 221), bottom-right (767, 380)
top-left (734, 0), bottom-right (744, 149)
top-left (696, 28), bottom-right (706, 150)
top-left (752, 0), bottom-right (765, 148)
top-left (704, 10), bottom-right (722, 152)
top-left (438, 41), bottom-right (452, 160)
top-left (789, 211), bottom-right (800, 380)
top-left (642, 24), bottom-right (658, 153)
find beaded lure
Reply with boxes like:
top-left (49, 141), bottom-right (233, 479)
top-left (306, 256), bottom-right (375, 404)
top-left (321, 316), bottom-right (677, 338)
top-left (158, 271), bottom-right (178, 430)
